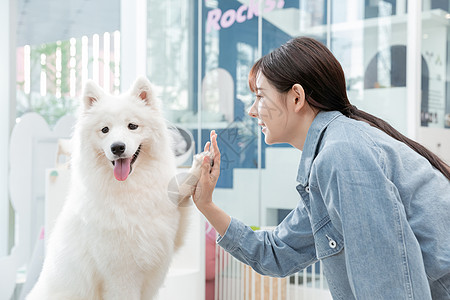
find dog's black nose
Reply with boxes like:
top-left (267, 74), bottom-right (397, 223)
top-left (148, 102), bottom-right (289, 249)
top-left (111, 142), bottom-right (126, 156)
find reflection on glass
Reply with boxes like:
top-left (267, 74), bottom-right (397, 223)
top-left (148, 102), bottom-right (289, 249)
top-left (329, 1), bottom-right (410, 134)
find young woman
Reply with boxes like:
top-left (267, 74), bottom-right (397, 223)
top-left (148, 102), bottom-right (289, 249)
top-left (193, 37), bottom-right (450, 299)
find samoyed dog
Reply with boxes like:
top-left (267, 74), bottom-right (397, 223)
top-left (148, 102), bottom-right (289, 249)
top-left (27, 77), bottom-right (208, 300)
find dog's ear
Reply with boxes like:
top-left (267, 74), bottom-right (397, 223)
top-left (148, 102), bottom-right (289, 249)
top-left (82, 80), bottom-right (103, 110)
top-left (131, 77), bottom-right (154, 105)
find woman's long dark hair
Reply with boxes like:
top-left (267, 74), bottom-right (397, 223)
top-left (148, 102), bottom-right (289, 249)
top-left (249, 36), bottom-right (450, 180)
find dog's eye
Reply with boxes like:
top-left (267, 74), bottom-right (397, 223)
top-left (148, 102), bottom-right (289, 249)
top-left (101, 127), bottom-right (109, 134)
top-left (128, 123), bottom-right (139, 130)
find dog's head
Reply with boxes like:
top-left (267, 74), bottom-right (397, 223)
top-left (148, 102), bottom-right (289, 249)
top-left (77, 77), bottom-right (165, 181)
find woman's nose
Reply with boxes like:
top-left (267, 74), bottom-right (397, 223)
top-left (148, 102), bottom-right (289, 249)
top-left (248, 101), bottom-right (258, 118)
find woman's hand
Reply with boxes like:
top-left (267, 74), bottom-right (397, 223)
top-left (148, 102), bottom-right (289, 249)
top-left (193, 130), bottom-right (221, 211)
top-left (193, 130), bottom-right (230, 236)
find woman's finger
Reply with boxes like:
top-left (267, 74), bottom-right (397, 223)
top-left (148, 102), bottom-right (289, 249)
top-left (193, 155), bottom-right (212, 202)
top-left (209, 131), bottom-right (216, 157)
top-left (210, 133), bottom-right (221, 177)
top-left (212, 133), bottom-right (220, 159)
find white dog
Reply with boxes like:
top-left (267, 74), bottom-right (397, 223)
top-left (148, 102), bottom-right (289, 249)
top-left (27, 77), bottom-right (209, 300)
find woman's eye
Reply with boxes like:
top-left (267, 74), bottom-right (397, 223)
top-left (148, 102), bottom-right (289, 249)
top-left (101, 127), bottom-right (109, 134)
top-left (128, 123), bottom-right (139, 130)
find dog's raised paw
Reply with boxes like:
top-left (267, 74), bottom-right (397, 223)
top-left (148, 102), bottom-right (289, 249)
top-left (193, 151), bottom-right (214, 168)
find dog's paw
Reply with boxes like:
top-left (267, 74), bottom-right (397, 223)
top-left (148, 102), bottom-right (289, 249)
top-left (191, 151), bottom-right (214, 176)
top-left (168, 151), bottom-right (214, 206)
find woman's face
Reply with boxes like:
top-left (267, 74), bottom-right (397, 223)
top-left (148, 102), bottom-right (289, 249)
top-left (248, 72), bottom-right (287, 145)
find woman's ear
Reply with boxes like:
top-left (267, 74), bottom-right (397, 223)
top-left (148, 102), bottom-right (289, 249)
top-left (291, 84), bottom-right (305, 113)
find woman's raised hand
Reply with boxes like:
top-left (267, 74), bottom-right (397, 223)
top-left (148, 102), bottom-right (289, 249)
top-left (193, 130), bottom-right (221, 210)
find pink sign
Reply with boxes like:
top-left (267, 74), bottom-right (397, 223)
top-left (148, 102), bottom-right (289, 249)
top-left (206, 0), bottom-right (285, 33)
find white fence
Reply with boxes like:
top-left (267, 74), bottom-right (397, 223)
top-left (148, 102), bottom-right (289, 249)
top-left (19, 31), bottom-right (121, 96)
top-left (215, 245), bottom-right (332, 300)
top-left (17, 31), bottom-right (121, 126)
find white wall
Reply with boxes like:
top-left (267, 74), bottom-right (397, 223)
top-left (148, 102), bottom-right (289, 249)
top-left (120, 0), bottom-right (147, 90)
top-left (0, 1), bottom-right (17, 299)
top-left (0, 0), bottom-right (15, 258)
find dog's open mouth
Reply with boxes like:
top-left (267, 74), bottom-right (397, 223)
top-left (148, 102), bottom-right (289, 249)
top-left (111, 145), bottom-right (141, 181)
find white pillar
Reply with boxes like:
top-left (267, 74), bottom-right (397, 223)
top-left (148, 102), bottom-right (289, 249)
top-left (0, 0), bottom-right (15, 257)
top-left (407, 0), bottom-right (421, 139)
top-left (120, 0), bottom-right (147, 91)
top-left (396, 0), bottom-right (406, 15)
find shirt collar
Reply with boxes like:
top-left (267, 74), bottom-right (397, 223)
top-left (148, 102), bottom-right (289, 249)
top-left (296, 110), bottom-right (342, 185)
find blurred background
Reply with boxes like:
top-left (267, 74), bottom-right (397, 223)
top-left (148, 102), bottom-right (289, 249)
top-left (1, 0), bottom-right (450, 299)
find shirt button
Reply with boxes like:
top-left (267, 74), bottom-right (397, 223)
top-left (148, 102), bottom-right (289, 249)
top-left (329, 240), bottom-right (337, 249)
top-left (305, 186), bottom-right (310, 193)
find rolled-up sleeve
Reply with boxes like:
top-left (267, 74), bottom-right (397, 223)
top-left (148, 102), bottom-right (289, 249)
top-left (217, 201), bottom-right (317, 277)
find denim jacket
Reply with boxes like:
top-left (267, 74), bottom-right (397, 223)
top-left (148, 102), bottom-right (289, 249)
top-left (217, 111), bottom-right (450, 299)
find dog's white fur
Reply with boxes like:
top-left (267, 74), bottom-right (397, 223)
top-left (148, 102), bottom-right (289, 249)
top-left (27, 77), bottom-right (206, 300)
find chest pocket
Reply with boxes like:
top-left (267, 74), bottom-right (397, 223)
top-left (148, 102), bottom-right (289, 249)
top-left (312, 216), bottom-right (344, 259)
top-left (297, 183), bottom-right (344, 259)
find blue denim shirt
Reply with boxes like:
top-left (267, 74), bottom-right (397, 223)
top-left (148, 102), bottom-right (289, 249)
top-left (217, 111), bottom-right (450, 299)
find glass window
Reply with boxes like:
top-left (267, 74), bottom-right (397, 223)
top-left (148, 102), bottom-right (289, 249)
top-left (147, 0), bottom-right (194, 114)
top-left (421, 1), bottom-right (450, 128)
top-left (331, 1), bottom-right (410, 134)
top-left (201, 0), bottom-right (262, 226)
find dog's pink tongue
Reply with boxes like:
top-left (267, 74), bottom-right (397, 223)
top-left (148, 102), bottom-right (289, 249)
top-left (113, 158), bottom-right (131, 181)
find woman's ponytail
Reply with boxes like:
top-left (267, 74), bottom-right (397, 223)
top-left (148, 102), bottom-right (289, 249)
top-left (342, 105), bottom-right (450, 180)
